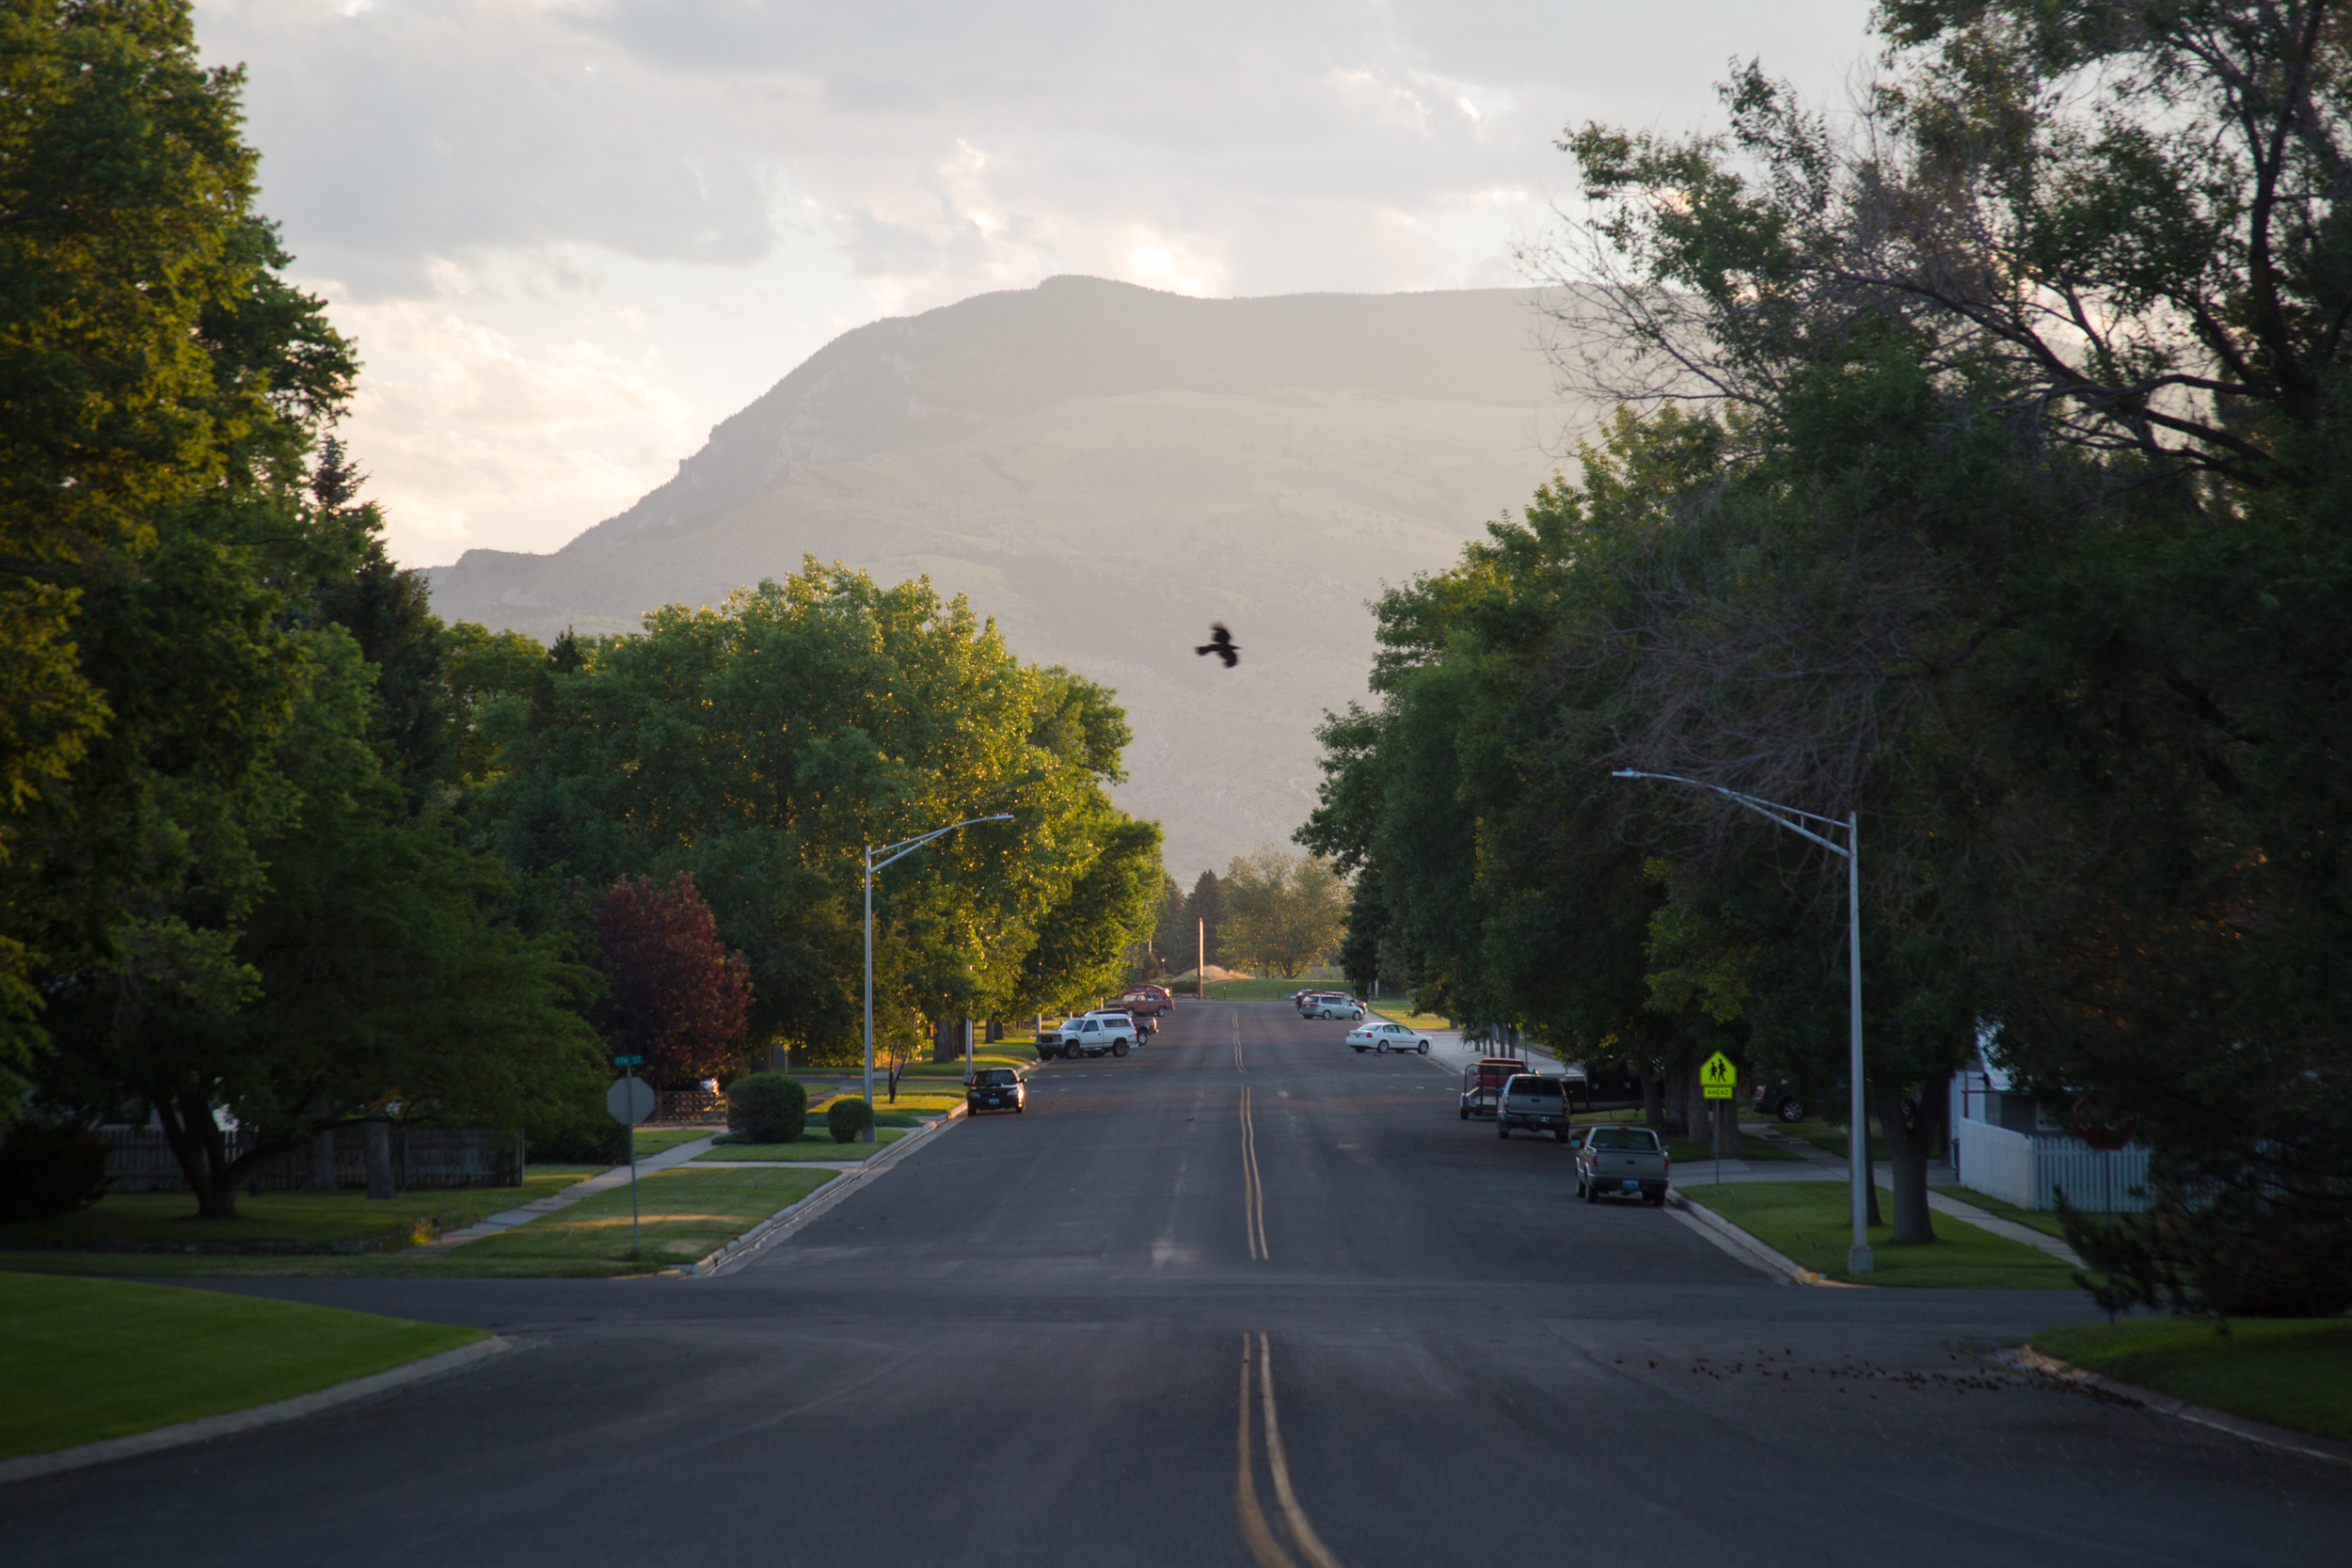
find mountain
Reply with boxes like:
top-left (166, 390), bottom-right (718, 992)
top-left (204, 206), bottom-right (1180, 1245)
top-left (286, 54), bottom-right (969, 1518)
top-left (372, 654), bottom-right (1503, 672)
top-left (421, 276), bottom-right (1597, 879)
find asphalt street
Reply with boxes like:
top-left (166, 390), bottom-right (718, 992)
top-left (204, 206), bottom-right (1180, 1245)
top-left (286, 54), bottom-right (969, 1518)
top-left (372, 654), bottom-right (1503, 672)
top-left (8, 1002), bottom-right (2346, 1565)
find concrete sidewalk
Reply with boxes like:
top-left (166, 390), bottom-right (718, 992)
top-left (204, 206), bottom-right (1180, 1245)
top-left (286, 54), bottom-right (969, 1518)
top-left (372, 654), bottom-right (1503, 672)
top-left (417, 1132), bottom-right (725, 1250)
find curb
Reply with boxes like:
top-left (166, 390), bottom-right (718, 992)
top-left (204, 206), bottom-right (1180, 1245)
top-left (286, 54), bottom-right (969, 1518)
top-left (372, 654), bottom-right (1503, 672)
top-left (0, 1335), bottom-right (512, 1487)
top-left (684, 1104), bottom-right (967, 1277)
top-left (1995, 1346), bottom-right (2352, 1466)
top-left (1665, 1190), bottom-right (1871, 1287)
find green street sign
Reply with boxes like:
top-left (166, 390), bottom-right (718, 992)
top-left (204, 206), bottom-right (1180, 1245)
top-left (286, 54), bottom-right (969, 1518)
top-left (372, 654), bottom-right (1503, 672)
top-left (1701, 1051), bottom-right (1738, 1100)
top-left (612, 1055), bottom-right (644, 1067)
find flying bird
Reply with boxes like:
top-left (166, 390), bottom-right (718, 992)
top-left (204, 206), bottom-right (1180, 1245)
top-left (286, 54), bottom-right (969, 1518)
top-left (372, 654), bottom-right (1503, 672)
top-left (1196, 624), bottom-right (1240, 668)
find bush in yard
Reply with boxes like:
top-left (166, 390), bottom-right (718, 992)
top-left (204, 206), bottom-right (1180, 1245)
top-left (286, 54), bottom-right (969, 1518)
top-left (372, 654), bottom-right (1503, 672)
top-left (826, 1096), bottom-right (874, 1145)
top-left (0, 1125), bottom-right (113, 1222)
top-left (728, 1073), bottom-right (808, 1144)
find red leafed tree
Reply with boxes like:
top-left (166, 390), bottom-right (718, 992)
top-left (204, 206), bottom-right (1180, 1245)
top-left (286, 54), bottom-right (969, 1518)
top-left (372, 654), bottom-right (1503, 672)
top-left (591, 873), bottom-right (754, 1083)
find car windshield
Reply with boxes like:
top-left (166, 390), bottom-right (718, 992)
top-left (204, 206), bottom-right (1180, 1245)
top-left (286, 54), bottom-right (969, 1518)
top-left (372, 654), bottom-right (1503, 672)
top-left (1508, 1077), bottom-right (1562, 1098)
top-left (977, 1069), bottom-right (1017, 1085)
top-left (1588, 1128), bottom-right (1660, 1150)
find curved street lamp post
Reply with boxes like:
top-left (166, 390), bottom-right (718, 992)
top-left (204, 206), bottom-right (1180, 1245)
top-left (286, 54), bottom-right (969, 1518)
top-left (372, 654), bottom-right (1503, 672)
top-left (863, 816), bottom-right (1014, 1142)
top-left (1610, 770), bottom-right (1873, 1275)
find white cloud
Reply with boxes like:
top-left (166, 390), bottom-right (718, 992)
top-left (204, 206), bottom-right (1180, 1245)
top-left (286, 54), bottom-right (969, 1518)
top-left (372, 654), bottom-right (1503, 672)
top-left (192, 0), bottom-right (1880, 565)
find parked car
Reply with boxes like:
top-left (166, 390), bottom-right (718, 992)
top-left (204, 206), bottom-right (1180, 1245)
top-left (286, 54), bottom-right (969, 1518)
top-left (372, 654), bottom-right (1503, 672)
top-left (1571, 1124), bottom-right (1670, 1205)
top-left (967, 1068), bottom-right (1026, 1115)
top-left (1116, 987), bottom-right (1172, 1017)
top-left (1754, 1081), bottom-right (1825, 1122)
top-left (1496, 1075), bottom-right (1570, 1141)
top-left (1306, 995), bottom-right (1365, 1021)
top-left (1041, 1011), bottom-right (1137, 1059)
top-left (1346, 1021), bottom-right (1430, 1054)
top-left (1458, 1056), bottom-right (1528, 1118)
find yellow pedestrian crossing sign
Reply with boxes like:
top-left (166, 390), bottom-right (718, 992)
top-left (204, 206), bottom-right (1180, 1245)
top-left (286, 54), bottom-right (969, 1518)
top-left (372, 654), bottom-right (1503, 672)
top-left (1701, 1053), bottom-right (1738, 1100)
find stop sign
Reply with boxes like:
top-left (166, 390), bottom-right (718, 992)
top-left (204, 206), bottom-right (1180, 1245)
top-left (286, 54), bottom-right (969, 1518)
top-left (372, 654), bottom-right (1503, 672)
top-left (605, 1077), bottom-right (657, 1126)
top-left (2072, 1097), bottom-right (2137, 1151)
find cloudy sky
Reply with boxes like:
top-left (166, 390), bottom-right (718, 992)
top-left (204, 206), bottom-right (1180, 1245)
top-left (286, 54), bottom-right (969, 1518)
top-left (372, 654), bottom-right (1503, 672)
top-left (195, 0), bottom-right (1879, 567)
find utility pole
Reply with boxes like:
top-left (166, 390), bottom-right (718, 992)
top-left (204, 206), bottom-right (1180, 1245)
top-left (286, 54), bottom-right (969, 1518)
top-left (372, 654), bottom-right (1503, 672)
top-left (1197, 917), bottom-right (1205, 1000)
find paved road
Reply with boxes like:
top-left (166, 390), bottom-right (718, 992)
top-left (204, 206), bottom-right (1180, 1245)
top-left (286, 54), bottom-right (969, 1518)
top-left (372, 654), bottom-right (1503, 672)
top-left (9, 1003), bottom-right (2346, 1564)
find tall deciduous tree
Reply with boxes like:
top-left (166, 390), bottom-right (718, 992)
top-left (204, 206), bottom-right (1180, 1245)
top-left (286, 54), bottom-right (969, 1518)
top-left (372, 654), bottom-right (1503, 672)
top-left (1219, 846), bottom-right (1347, 979)
top-left (591, 873), bottom-right (754, 1085)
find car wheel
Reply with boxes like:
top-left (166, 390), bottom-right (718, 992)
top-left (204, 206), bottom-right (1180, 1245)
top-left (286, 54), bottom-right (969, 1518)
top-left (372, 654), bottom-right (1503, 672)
top-left (1498, 1120), bottom-right (1509, 1139)
top-left (1778, 1101), bottom-right (1805, 1123)
top-left (1418, 1040), bottom-right (1429, 1055)
top-left (1459, 1104), bottom-right (1470, 1121)
top-left (1113, 1039), bottom-right (1128, 1058)
top-left (1017, 1103), bottom-right (1025, 1114)
top-left (1584, 1177), bottom-right (1600, 1204)
top-left (1375, 1041), bottom-right (1387, 1053)
top-left (1647, 1189), bottom-right (1664, 1206)
top-left (1555, 1126), bottom-right (1569, 1143)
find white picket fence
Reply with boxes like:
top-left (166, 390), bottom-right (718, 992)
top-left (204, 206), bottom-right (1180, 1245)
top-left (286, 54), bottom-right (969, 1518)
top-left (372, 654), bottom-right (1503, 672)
top-left (1952, 1118), bottom-right (2149, 1212)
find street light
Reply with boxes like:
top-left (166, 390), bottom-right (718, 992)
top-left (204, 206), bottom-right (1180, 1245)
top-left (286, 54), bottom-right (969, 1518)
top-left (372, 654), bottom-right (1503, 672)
top-left (863, 815), bottom-right (1014, 1142)
top-left (1611, 769), bottom-right (1873, 1275)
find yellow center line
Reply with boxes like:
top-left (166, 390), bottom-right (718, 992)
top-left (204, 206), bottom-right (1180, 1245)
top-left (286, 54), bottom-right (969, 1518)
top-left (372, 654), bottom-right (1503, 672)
top-left (1235, 1335), bottom-right (1297, 1568)
top-left (1239, 1086), bottom-right (1268, 1260)
top-left (1257, 1334), bottom-right (1346, 1568)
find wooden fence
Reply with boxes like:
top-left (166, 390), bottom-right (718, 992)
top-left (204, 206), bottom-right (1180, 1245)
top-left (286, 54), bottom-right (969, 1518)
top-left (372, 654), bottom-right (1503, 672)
top-left (94, 1126), bottom-right (522, 1194)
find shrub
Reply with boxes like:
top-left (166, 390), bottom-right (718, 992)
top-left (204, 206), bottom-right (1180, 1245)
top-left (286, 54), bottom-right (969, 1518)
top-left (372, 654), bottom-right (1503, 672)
top-left (826, 1096), bottom-right (874, 1145)
top-left (727, 1073), bottom-right (808, 1144)
top-left (520, 1108), bottom-right (629, 1166)
top-left (0, 1124), bottom-right (113, 1222)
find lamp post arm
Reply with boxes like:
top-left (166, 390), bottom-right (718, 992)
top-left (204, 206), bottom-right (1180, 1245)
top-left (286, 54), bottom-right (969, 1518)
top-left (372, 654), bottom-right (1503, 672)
top-left (1609, 770), bottom-right (1850, 859)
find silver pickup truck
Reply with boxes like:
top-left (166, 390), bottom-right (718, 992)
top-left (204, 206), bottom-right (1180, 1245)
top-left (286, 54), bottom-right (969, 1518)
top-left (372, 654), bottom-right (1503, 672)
top-left (1571, 1124), bottom-right (1669, 1205)
top-left (1496, 1074), bottom-right (1571, 1141)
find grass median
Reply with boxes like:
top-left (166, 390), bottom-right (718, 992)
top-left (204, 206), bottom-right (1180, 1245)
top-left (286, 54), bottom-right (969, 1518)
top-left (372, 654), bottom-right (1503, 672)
top-left (2031, 1318), bottom-right (2352, 1440)
top-left (1676, 1180), bottom-right (2078, 1288)
top-left (449, 1165), bottom-right (835, 1271)
top-left (1, 1272), bottom-right (485, 1461)
top-left (0, 1169), bottom-right (597, 1256)
top-left (696, 1128), bottom-right (910, 1163)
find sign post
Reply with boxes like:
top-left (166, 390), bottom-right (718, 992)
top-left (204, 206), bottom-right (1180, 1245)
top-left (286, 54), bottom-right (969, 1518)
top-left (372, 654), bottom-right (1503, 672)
top-left (1700, 1052), bottom-right (1739, 1188)
top-left (605, 1065), bottom-right (655, 1256)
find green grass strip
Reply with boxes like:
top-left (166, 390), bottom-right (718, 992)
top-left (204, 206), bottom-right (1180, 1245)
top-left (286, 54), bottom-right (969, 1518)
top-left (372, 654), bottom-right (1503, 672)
top-left (452, 1166), bottom-right (834, 1271)
top-left (2030, 1318), bottom-right (2352, 1440)
top-left (0, 1273), bottom-right (485, 1461)
top-left (0, 1170), bottom-right (595, 1253)
top-left (1676, 1180), bottom-right (2078, 1289)
top-left (696, 1129), bottom-right (909, 1163)
top-left (632, 1128), bottom-right (714, 1159)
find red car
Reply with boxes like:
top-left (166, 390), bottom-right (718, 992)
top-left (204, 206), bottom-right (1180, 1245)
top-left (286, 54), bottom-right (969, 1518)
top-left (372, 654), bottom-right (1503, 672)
top-left (1115, 987), bottom-right (1173, 1016)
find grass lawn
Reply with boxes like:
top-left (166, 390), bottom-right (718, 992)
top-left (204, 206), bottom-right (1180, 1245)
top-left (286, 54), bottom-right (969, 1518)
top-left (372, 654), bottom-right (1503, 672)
top-left (1664, 1133), bottom-right (1806, 1164)
top-left (2030, 1318), bottom-right (2352, 1441)
top-left (0, 1169), bottom-right (595, 1255)
top-left (0, 1272), bottom-right (485, 1460)
top-left (1780, 1117), bottom-right (1890, 1163)
top-left (1677, 1180), bottom-right (2078, 1289)
top-left (450, 1166), bottom-right (834, 1271)
top-left (696, 1128), bottom-right (911, 1163)
top-left (1366, 1000), bottom-right (1452, 1031)
top-left (633, 1128), bottom-right (715, 1159)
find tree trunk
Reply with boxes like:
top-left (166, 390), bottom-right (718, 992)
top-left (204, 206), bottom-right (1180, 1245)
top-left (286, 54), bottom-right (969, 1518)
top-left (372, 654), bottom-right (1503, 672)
top-left (1876, 1076), bottom-right (1950, 1245)
top-left (153, 1092), bottom-right (240, 1220)
top-left (306, 1098), bottom-right (338, 1192)
top-left (1713, 1079), bottom-right (1741, 1161)
top-left (1640, 1070), bottom-right (1666, 1132)
top-left (309, 1126), bottom-right (339, 1192)
top-left (365, 1118), bottom-right (397, 1200)
top-left (930, 1017), bottom-right (960, 1063)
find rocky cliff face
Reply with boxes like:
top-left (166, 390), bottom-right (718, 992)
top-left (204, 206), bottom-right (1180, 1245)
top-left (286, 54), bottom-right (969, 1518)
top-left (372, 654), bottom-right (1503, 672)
top-left (423, 276), bottom-right (1594, 878)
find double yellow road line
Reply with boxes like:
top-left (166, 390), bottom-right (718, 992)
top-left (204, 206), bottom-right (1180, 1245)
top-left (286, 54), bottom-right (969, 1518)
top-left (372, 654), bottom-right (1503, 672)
top-left (1235, 1333), bottom-right (1345, 1568)
top-left (1239, 1086), bottom-right (1268, 1260)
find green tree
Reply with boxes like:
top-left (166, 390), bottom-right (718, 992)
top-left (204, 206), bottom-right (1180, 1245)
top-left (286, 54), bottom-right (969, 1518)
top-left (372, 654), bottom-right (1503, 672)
top-left (1219, 845), bottom-right (1347, 978)
top-left (471, 562), bottom-right (1159, 1064)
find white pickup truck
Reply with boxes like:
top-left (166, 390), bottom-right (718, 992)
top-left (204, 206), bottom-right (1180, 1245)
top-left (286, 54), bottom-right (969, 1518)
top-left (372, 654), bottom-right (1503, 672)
top-left (1041, 1010), bottom-right (1137, 1060)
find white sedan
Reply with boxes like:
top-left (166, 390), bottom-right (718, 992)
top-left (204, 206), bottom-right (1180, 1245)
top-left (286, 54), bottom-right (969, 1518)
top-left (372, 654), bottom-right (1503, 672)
top-left (1345, 1021), bottom-right (1429, 1054)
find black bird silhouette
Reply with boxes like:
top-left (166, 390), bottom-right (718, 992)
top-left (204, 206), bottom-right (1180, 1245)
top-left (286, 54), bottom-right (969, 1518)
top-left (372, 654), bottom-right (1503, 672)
top-left (1195, 624), bottom-right (1241, 668)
